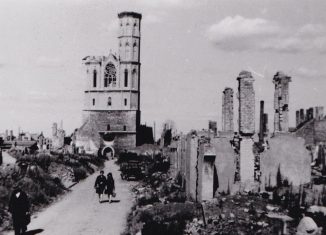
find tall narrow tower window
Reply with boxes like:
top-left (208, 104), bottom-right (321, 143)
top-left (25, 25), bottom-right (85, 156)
top-left (124, 98), bottom-right (127, 106)
top-left (107, 124), bottom-right (110, 131)
top-left (124, 69), bottom-right (128, 87)
top-left (125, 41), bottom-right (130, 60)
top-left (108, 97), bottom-right (112, 106)
top-left (92, 98), bottom-right (95, 106)
top-left (104, 63), bottom-right (116, 87)
top-left (132, 69), bottom-right (137, 88)
top-left (123, 125), bottom-right (126, 131)
top-left (133, 21), bottom-right (137, 34)
top-left (133, 42), bottom-right (137, 60)
top-left (93, 70), bottom-right (97, 87)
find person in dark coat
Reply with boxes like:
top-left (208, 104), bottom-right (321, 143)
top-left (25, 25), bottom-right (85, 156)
top-left (8, 184), bottom-right (30, 235)
top-left (106, 173), bottom-right (115, 203)
top-left (94, 170), bottom-right (106, 202)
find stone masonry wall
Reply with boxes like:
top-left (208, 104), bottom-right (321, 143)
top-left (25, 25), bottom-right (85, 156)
top-left (80, 110), bottom-right (138, 153)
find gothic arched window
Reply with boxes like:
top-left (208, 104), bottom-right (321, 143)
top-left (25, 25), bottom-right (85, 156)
top-left (93, 70), bottom-right (97, 87)
top-left (104, 63), bottom-right (116, 87)
top-left (132, 69), bottom-right (137, 88)
top-left (124, 69), bottom-right (128, 87)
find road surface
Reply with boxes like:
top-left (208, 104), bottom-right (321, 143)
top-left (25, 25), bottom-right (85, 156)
top-left (2, 151), bottom-right (16, 165)
top-left (5, 160), bottom-right (135, 235)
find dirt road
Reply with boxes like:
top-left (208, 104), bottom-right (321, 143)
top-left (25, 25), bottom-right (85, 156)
top-left (5, 160), bottom-right (135, 235)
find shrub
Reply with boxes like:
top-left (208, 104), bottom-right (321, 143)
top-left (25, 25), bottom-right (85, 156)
top-left (139, 203), bottom-right (196, 235)
top-left (73, 167), bottom-right (87, 182)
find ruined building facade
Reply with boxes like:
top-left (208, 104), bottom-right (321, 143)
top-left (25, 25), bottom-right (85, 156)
top-left (76, 12), bottom-right (142, 154)
top-left (52, 122), bottom-right (65, 150)
top-left (273, 71), bottom-right (291, 133)
top-left (222, 87), bottom-right (234, 133)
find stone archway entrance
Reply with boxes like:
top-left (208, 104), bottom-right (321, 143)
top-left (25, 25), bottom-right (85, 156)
top-left (102, 146), bottom-right (115, 159)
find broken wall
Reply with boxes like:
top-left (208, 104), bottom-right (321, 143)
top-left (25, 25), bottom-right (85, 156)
top-left (185, 135), bottom-right (199, 201)
top-left (239, 137), bottom-right (255, 183)
top-left (260, 134), bottom-right (311, 188)
top-left (211, 137), bottom-right (237, 193)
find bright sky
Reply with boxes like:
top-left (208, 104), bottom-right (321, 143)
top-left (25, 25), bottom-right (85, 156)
top-left (0, 0), bottom-right (326, 138)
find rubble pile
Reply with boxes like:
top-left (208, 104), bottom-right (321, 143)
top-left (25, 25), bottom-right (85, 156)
top-left (184, 195), bottom-right (296, 235)
top-left (133, 172), bottom-right (186, 205)
top-left (123, 171), bottom-right (192, 235)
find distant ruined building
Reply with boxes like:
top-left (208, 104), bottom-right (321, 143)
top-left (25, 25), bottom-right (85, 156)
top-left (75, 12), bottom-right (142, 155)
top-left (167, 69), bottom-right (312, 202)
top-left (295, 106), bottom-right (326, 146)
top-left (273, 71), bottom-right (291, 133)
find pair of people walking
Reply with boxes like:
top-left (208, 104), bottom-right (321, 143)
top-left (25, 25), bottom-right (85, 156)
top-left (94, 170), bottom-right (115, 203)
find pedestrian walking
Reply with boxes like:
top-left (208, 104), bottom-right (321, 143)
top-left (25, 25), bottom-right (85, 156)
top-left (106, 172), bottom-right (115, 203)
top-left (8, 183), bottom-right (30, 235)
top-left (94, 170), bottom-right (106, 203)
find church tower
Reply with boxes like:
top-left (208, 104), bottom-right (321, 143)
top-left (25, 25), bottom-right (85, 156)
top-left (118, 11), bottom-right (141, 118)
top-left (76, 12), bottom-right (142, 155)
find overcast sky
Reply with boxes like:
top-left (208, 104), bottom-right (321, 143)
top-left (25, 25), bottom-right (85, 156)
top-left (0, 0), bottom-right (326, 138)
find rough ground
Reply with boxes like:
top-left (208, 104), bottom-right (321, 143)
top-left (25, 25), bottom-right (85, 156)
top-left (4, 160), bottom-right (135, 235)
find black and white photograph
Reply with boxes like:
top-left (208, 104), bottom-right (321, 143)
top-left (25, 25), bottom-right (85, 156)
top-left (0, 0), bottom-right (326, 234)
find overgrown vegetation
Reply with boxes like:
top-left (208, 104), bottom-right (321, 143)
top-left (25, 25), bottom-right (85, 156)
top-left (122, 148), bottom-right (195, 235)
top-left (0, 152), bottom-right (105, 231)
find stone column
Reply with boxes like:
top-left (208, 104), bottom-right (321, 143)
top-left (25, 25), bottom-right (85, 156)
top-left (259, 101), bottom-right (265, 143)
top-left (237, 71), bottom-right (256, 183)
top-left (237, 71), bottom-right (255, 136)
top-left (273, 71), bottom-right (291, 133)
top-left (222, 88), bottom-right (234, 133)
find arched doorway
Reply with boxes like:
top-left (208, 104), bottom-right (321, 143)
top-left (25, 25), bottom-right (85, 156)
top-left (102, 146), bottom-right (115, 159)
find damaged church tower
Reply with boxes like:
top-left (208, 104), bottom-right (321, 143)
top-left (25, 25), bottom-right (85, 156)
top-left (75, 12), bottom-right (142, 155)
